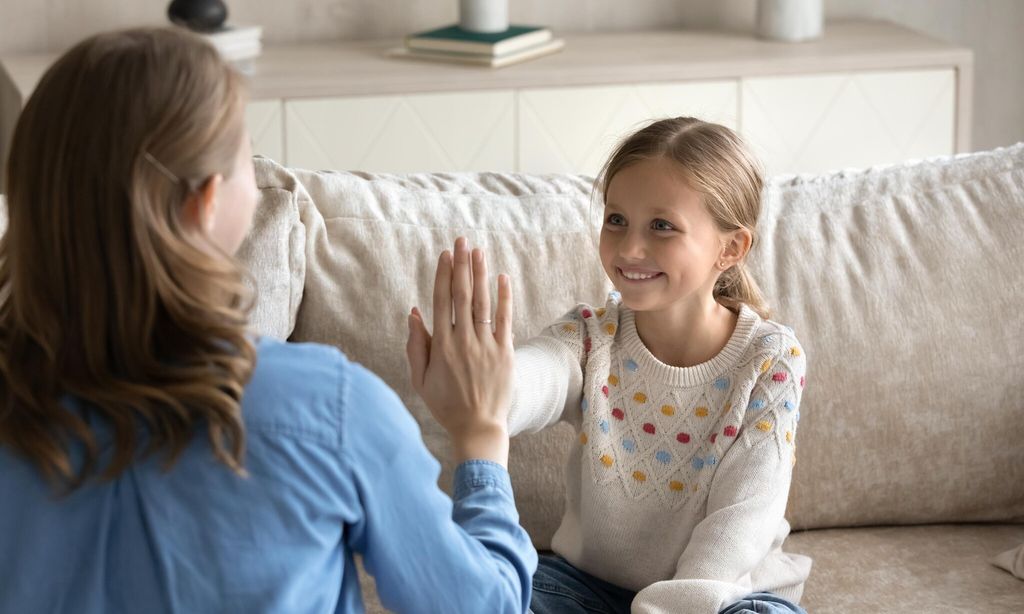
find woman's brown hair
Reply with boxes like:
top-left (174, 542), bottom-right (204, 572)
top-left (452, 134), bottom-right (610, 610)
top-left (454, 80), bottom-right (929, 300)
top-left (0, 27), bottom-right (255, 490)
top-left (598, 117), bottom-right (771, 318)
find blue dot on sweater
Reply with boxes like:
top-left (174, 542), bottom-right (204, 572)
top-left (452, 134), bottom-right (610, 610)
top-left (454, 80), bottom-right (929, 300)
top-left (714, 377), bottom-right (729, 390)
top-left (655, 451), bottom-right (671, 464)
top-left (784, 400), bottom-right (795, 411)
top-left (692, 457), bottom-right (705, 470)
top-left (622, 438), bottom-right (636, 453)
top-left (610, 291), bottom-right (621, 301)
top-left (749, 399), bottom-right (766, 410)
top-left (796, 411), bottom-right (801, 423)
top-left (581, 398), bottom-right (588, 412)
top-left (625, 359), bottom-right (639, 372)
top-left (599, 420), bottom-right (609, 433)
top-left (706, 455), bottom-right (717, 466)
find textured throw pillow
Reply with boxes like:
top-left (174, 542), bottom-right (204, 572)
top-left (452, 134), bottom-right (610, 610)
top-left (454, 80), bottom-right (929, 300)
top-left (263, 161), bottom-right (612, 546)
top-left (750, 144), bottom-right (1024, 529)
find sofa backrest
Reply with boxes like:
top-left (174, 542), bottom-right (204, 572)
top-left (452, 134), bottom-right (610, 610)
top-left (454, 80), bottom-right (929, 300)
top-left (241, 145), bottom-right (1024, 539)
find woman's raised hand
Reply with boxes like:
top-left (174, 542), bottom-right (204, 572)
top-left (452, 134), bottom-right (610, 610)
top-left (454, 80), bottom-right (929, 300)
top-left (406, 237), bottom-right (514, 466)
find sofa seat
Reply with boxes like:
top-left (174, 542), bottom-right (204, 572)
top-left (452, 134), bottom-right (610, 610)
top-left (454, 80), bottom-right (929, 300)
top-left (789, 524), bottom-right (1024, 612)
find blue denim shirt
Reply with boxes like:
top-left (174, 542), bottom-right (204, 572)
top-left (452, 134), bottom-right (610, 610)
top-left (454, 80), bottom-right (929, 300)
top-left (0, 337), bottom-right (536, 613)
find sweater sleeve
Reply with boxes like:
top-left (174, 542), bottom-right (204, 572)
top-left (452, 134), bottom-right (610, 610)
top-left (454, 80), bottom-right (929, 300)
top-left (341, 362), bottom-right (537, 614)
top-left (507, 305), bottom-right (592, 436)
top-left (631, 336), bottom-right (807, 614)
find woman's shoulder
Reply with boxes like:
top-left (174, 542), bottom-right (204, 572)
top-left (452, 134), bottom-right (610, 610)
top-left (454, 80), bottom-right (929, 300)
top-left (244, 337), bottom-right (404, 445)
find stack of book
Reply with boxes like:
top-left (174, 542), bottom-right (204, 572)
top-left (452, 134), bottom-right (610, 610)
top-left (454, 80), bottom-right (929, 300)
top-left (390, 24), bottom-right (564, 68)
top-left (200, 24), bottom-right (263, 70)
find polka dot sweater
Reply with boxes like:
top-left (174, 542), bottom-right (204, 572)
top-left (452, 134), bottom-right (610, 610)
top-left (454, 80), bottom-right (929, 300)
top-left (509, 293), bottom-right (812, 614)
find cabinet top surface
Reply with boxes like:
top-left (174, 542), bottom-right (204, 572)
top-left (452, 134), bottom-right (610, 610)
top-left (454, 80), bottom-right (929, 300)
top-left (1, 20), bottom-right (972, 101)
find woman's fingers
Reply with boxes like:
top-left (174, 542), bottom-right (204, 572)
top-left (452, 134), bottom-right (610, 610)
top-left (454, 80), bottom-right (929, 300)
top-left (432, 250), bottom-right (453, 338)
top-left (451, 237), bottom-right (473, 333)
top-left (471, 248), bottom-right (492, 338)
top-left (494, 274), bottom-right (513, 348)
top-left (406, 307), bottom-right (431, 391)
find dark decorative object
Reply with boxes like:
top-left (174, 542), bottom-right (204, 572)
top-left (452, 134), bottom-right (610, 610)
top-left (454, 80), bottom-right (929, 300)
top-left (167, 0), bottom-right (229, 32)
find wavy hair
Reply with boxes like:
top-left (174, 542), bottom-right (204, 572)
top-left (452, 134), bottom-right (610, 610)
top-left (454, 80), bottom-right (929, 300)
top-left (0, 27), bottom-right (255, 491)
top-left (598, 117), bottom-right (771, 318)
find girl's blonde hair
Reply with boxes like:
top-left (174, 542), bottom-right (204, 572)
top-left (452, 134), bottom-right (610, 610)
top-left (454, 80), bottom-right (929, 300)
top-left (598, 117), bottom-right (771, 319)
top-left (0, 27), bottom-right (255, 490)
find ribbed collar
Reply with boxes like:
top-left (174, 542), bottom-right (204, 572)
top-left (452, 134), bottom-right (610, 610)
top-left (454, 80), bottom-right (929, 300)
top-left (618, 303), bottom-right (760, 388)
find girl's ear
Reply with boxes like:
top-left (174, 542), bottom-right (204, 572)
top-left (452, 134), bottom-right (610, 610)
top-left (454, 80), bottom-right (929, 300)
top-left (720, 227), bottom-right (753, 268)
top-left (181, 174), bottom-right (223, 234)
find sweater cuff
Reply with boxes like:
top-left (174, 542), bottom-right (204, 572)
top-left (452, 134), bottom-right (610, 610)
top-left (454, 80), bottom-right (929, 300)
top-left (453, 459), bottom-right (514, 501)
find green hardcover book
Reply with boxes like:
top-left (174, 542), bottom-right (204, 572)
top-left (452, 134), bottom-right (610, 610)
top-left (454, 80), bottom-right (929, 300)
top-left (405, 24), bottom-right (552, 56)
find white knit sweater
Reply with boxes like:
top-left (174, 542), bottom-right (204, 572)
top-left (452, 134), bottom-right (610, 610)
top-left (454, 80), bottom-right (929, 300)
top-left (509, 294), bottom-right (812, 614)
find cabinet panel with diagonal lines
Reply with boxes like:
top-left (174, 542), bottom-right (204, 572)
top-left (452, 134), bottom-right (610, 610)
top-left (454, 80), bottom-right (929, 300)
top-left (285, 90), bottom-right (515, 172)
top-left (516, 81), bottom-right (738, 177)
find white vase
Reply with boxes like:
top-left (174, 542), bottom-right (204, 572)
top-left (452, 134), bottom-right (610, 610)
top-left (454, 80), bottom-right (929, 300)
top-left (756, 0), bottom-right (823, 42)
top-left (459, 0), bottom-right (509, 33)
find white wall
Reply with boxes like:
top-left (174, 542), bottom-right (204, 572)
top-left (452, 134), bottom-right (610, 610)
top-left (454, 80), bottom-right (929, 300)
top-left (1, 0), bottom-right (1021, 150)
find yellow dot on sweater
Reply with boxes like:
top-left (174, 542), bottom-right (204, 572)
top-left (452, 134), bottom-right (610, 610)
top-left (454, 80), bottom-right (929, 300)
top-left (634, 392), bottom-right (647, 403)
top-left (562, 323), bottom-right (577, 333)
top-left (786, 431), bottom-right (793, 444)
top-left (695, 406), bottom-right (709, 418)
top-left (790, 347), bottom-right (801, 357)
top-left (632, 471), bottom-right (647, 482)
top-left (692, 483), bottom-right (699, 492)
top-left (661, 405), bottom-right (675, 416)
top-left (723, 402), bottom-right (732, 414)
top-left (596, 308), bottom-right (607, 317)
top-left (580, 433), bottom-right (588, 445)
top-left (608, 374), bottom-right (619, 386)
top-left (761, 359), bottom-right (773, 373)
top-left (757, 420), bottom-right (772, 432)
top-left (600, 455), bottom-right (613, 467)
top-left (669, 480), bottom-right (685, 491)
top-left (604, 323), bottom-right (617, 336)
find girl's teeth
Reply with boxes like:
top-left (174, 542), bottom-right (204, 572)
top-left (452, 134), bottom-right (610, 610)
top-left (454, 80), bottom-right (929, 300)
top-left (622, 270), bottom-right (658, 280)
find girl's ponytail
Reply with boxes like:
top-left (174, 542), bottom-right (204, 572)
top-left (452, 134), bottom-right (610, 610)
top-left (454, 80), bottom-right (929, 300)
top-left (714, 263), bottom-right (770, 320)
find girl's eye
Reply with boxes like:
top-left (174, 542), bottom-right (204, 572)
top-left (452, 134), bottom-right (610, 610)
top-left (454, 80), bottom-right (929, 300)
top-left (652, 219), bottom-right (675, 231)
top-left (606, 213), bottom-right (626, 226)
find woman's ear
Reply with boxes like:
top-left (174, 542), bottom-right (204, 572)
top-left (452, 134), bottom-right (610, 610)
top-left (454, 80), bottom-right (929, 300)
top-left (720, 227), bottom-right (753, 268)
top-left (181, 174), bottom-right (223, 234)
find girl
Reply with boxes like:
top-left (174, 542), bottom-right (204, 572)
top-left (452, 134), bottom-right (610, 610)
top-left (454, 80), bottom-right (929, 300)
top-left (0, 27), bottom-right (534, 613)
top-left (412, 118), bottom-right (810, 614)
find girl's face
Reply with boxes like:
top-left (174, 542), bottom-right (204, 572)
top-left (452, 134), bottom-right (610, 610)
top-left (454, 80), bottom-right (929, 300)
top-left (599, 156), bottom-right (725, 314)
top-left (207, 131), bottom-right (258, 255)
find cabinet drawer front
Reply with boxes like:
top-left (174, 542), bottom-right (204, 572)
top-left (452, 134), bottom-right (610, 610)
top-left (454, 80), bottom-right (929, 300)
top-left (246, 100), bottom-right (284, 164)
top-left (741, 69), bottom-right (955, 176)
top-left (517, 81), bottom-right (738, 176)
top-left (285, 90), bottom-right (515, 173)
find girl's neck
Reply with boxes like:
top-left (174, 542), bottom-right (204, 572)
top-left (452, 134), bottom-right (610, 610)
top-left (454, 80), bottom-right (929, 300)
top-left (632, 297), bottom-right (739, 369)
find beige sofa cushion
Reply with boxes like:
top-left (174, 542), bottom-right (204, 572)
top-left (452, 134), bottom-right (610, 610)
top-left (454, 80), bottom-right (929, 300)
top-left (752, 145), bottom-right (1024, 529)
top-left (247, 160), bottom-right (612, 546)
top-left (788, 524), bottom-right (1024, 612)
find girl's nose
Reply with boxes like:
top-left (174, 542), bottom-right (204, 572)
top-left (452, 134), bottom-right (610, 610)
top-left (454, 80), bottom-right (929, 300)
top-left (619, 230), bottom-right (647, 260)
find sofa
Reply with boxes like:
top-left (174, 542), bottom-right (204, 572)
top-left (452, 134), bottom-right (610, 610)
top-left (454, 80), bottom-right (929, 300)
top-left (237, 143), bottom-right (1024, 613)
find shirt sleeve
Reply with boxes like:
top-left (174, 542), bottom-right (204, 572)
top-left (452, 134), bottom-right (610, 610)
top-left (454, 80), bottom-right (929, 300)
top-left (507, 306), bottom-right (591, 436)
top-left (340, 362), bottom-right (537, 614)
top-left (631, 336), bottom-right (807, 614)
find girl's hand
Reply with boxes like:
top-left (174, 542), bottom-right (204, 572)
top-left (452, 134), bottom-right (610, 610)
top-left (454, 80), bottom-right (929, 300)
top-left (406, 237), bottom-right (514, 467)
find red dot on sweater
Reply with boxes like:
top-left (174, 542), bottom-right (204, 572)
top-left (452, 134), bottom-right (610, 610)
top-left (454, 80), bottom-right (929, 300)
top-left (601, 385), bottom-right (609, 397)
top-left (582, 309), bottom-right (593, 318)
top-left (800, 376), bottom-right (806, 388)
top-left (643, 423), bottom-right (655, 435)
top-left (724, 426), bottom-right (738, 437)
top-left (584, 337), bottom-right (592, 353)
top-left (710, 433), bottom-right (718, 443)
top-left (676, 432), bottom-right (690, 444)
top-left (612, 408), bottom-right (625, 420)
top-left (772, 372), bottom-right (788, 382)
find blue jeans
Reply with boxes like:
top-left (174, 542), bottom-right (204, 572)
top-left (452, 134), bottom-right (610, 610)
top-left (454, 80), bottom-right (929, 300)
top-left (530, 554), bottom-right (807, 614)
